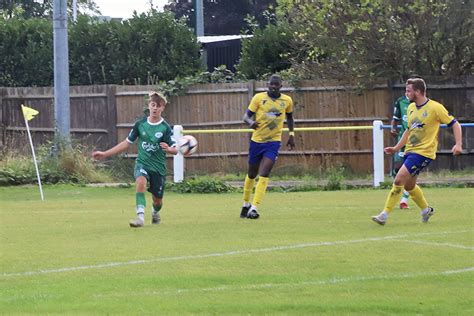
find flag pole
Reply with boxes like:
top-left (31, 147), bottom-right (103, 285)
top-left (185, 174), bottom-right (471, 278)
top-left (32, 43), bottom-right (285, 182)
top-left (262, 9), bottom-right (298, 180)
top-left (22, 108), bottom-right (44, 201)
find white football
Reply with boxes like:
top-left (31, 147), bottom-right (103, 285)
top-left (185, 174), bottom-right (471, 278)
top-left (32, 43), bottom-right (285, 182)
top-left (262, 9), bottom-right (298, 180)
top-left (177, 135), bottom-right (198, 156)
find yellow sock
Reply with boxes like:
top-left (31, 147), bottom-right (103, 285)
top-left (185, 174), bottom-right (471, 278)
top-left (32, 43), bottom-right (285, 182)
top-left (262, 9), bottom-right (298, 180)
top-left (408, 185), bottom-right (429, 210)
top-left (243, 175), bottom-right (255, 203)
top-left (383, 184), bottom-right (404, 213)
top-left (252, 176), bottom-right (269, 208)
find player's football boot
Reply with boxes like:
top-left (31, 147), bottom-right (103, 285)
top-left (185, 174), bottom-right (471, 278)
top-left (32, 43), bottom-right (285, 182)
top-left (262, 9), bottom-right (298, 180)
top-left (152, 212), bottom-right (161, 224)
top-left (129, 217), bottom-right (144, 228)
top-left (421, 207), bottom-right (435, 223)
top-left (240, 206), bottom-right (250, 218)
top-left (247, 209), bottom-right (260, 219)
top-left (371, 213), bottom-right (387, 225)
top-left (399, 201), bottom-right (409, 209)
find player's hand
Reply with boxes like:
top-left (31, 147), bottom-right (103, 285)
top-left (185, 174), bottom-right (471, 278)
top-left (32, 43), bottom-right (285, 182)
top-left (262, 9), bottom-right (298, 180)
top-left (160, 142), bottom-right (171, 151)
top-left (249, 120), bottom-right (259, 129)
top-left (92, 151), bottom-right (106, 160)
top-left (390, 128), bottom-right (399, 137)
top-left (287, 136), bottom-right (295, 151)
top-left (384, 147), bottom-right (397, 155)
top-left (451, 144), bottom-right (462, 156)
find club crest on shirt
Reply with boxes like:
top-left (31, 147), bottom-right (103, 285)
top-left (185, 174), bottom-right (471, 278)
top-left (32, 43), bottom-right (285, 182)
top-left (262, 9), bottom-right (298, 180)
top-left (155, 132), bottom-right (163, 139)
top-left (422, 110), bottom-right (428, 117)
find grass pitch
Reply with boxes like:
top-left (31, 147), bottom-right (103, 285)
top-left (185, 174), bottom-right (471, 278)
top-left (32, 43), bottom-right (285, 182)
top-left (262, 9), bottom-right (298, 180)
top-left (1, 185), bottom-right (473, 315)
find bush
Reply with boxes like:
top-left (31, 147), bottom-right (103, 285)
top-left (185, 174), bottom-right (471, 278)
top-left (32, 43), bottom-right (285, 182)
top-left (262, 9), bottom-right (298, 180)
top-left (0, 143), bottom-right (114, 186)
top-left (169, 177), bottom-right (236, 193)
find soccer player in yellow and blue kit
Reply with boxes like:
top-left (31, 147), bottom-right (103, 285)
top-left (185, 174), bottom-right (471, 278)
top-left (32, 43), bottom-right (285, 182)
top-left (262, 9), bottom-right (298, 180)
top-left (93, 92), bottom-right (178, 228)
top-left (240, 75), bottom-right (295, 219)
top-left (372, 78), bottom-right (463, 225)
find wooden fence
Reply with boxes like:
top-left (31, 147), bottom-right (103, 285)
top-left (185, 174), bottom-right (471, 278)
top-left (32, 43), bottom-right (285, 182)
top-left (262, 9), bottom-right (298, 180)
top-left (1, 78), bottom-right (473, 176)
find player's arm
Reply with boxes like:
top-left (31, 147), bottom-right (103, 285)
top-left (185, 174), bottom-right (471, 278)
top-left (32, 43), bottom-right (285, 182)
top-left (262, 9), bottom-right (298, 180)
top-left (390, 118), bottom-right (399, 137)
top-left (286, 112), bottom-right (295, 150)
top-left (160, 142), bottom-right (178, 155)
top-left (451, 121), bottom-right (463, 155)
top-left (92, 139), bottom-right (130, 160)
top-left (384, 130), bottom-right (408, 155)
top-left (243, 109), bottom-right (258, 129)
top-left (160, 128), bottom-right (178, 155)
top-left (391, 103), bottom-right (401, 136)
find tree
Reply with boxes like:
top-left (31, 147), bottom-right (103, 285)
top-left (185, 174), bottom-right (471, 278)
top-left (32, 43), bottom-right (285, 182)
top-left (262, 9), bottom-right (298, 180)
top-left (165, 0), bottom-right (277, 35)
top-left (0, 0), bottom-right (99, 19)
top-left (276, 0), bottom-right (473, 84)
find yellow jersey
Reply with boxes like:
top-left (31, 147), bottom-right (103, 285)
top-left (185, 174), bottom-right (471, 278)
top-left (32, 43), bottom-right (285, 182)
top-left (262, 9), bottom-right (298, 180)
top-left (405, 99), bottom-right (456, 159)
top-left (248, 92), bottom-right (293, 142)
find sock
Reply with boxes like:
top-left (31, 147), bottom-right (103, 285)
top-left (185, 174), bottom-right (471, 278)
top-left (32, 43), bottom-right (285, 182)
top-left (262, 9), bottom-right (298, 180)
top-left (400, 190), bottom-right (410, 203)
top-left (153, 203), bottom-right (162, 214)
top-left (383, 184), bottom-right (404, 213)
top-left (243, 175), bottom-right (255, 203)
top-left (252, 176), bottom-right (269, 209)
top-left (136, 192), bottom-right (146, 217)
top-left (408, 185), bottom-right (429, 210)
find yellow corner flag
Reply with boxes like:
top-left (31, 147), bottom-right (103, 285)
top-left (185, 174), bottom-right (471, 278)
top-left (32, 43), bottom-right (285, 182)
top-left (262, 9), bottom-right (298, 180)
top-left (21, 104), bottom-right (39, 121)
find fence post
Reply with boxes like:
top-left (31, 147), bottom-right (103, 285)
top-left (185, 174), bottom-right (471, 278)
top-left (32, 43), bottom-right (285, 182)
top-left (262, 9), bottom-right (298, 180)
top-left (173, 125), bottom-right (184, 183)
top-left (372, 120), bottom-right (384, 187)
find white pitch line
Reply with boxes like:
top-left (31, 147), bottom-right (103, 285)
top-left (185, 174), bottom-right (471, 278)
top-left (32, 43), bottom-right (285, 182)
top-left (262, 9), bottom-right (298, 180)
top-left (93, 267), bottom-right (474, 298)
top-left (396, 239), bottom-right (474, 250)
top-left (2, 229), bottom-right (472, 278)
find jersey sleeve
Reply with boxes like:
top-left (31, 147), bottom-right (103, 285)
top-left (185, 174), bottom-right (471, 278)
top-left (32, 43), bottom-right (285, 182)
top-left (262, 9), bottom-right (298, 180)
top-left (393, 99), bottom-right (401, 120)
top-left (164, 125), bottom-right (175, 147)
top-left (127, 121), bottom-right (140, 143)
top-left (436, 103), bottom-right (456, 125)
top-left (248, 94), bottom-right (260, 112)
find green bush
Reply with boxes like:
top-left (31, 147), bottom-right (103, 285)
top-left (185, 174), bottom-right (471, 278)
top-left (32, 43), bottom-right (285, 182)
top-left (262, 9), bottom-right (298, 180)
top-left (0, 143), bottom-right (114, 186)
top-left (169, 177), bottom-right (236, 193)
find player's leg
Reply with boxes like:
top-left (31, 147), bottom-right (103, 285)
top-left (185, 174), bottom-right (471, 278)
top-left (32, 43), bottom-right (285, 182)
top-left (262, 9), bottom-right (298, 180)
top-left (372, 165), bottom-right (411, 225)
top-left (149, 173), bottom-right (166, 225)
top-left (130, 175), bottom-right (147, 227)
top-left (399, 190), bottom-right (410, 209)
top-left (392, 149), bottom-right (410, 209)
top-left (241, 141), bottom-right (261, 218)
top-left (402, 155), bottom-right (434, 222)
top-left (248, 142), bottom-right (280, 219)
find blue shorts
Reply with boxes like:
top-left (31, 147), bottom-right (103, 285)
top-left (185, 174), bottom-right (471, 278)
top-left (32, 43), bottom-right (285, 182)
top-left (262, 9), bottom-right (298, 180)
top-left (248, 141), bottom-right (281, 165)
top-left (403, 152), bottom-right (432, 176)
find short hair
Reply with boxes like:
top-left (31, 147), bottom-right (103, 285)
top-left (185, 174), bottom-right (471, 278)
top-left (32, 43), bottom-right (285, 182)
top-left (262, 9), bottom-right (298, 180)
top-left (268, 74), bottom-right (282, 84)
top-left (406, 78), bottom-right (426, 94)
top-left (148, 91), bottom-right (167, 105)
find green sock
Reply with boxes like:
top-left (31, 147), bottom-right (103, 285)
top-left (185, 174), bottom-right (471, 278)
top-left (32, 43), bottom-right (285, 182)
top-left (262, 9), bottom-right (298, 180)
top-left (153, 203), bottom-right (162, 214)
top-left (136, 192), bottom-right (146, 211)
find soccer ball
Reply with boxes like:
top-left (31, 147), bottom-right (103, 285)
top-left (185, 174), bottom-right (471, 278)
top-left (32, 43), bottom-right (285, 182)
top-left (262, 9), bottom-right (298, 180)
top-left (177, 135), bottom-right (198, 156)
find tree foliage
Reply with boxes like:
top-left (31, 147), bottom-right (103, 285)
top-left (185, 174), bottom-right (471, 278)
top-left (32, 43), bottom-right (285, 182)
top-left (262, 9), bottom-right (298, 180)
top-left (165, 0), bottom-right (277, 35)
top-left (0, 0), bottom-right (99, 19)
top-left (0, 11), bottom-right (202, 87)
top-left (272, 0), bottom-right (473, 84)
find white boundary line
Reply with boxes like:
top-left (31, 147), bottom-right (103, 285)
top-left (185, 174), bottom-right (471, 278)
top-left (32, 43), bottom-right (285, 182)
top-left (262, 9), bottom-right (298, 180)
top-left (2, 229), bottom-right (472, 278)
top-left (93, 267), bottom-right (474, 298)
top-left (395, 239), bottom-right (474, 250)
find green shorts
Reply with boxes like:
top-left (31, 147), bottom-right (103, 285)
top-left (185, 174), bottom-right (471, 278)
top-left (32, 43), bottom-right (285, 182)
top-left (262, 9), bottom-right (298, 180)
top-left (134, 164), bottom-right (166, 198)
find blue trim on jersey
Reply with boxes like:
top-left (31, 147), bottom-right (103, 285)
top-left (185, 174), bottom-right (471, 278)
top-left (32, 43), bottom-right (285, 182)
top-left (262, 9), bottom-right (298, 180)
top-left (403, 153), bottom-right (432, 176)
top-left (447, 119), bottom-right (457, 127)
top-left (248, 140), bottom-right (281, 164)
top-left (246, 109), bottom-right (255, 117)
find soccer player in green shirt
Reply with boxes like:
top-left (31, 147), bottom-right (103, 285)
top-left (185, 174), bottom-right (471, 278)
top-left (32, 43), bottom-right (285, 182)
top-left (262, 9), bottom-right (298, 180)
top-left (390, 95), bottom-right (411, 209)
top-left (93, 92), bottom-right (177, 228)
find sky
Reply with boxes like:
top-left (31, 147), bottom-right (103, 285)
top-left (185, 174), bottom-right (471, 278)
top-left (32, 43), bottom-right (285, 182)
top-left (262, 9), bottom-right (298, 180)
top-left (93, 0), bottom-right (169, 19)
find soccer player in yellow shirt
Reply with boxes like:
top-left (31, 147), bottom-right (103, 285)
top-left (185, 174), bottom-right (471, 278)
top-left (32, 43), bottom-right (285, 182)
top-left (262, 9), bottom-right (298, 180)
top-left (372, 78), bottom-right (463, 225)
top-left (240, 75), bottom-right (295, 219)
